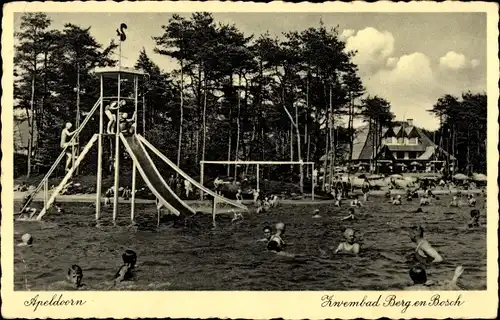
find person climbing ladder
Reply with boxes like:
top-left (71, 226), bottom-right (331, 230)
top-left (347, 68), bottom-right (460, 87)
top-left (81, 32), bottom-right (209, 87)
top-left (60, 122), bottom-right (77, 172)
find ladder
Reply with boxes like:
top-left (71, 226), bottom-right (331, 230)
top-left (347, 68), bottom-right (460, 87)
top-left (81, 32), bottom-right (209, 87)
top-left (19, 98), bottom-right (102, 215)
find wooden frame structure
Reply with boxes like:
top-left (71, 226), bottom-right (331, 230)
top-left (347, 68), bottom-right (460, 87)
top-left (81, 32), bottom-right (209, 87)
top-left (94, 66), bottom-right (145, 224)
top-left (199, 160), bottom-right (316, 200)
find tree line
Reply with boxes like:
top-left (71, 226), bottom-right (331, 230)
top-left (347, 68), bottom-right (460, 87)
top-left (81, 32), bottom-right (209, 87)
top-left (14, 12), bottom-right (487, 188)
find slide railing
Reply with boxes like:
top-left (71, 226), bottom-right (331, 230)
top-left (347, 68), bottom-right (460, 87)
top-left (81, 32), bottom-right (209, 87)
top-left (19, 98), bottom-right (102, 214)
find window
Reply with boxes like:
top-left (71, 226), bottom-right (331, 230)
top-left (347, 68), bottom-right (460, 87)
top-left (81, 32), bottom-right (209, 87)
top-left (397, 137), bottom-right (404, 144)
top-left (409, 152), bottom-right (417, 159)
top-left (397, 151), bottom-right (405, 159)
top-left (410, 137), bottom-right (418, 145)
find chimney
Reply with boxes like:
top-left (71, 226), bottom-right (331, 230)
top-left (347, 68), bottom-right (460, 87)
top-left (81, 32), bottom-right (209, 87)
top-left (407, 119), bottom-right (413, 126)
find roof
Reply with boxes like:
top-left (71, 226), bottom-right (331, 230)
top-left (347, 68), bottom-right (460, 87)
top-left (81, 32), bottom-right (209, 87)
top-left (418, 146), bottom-right (436, 160)
top-left (351, 126), bottom-right (370, 160)
top-left (386, 144), bottom-right (427, 152)
top-left (94, 67), bottom-right (146, 79)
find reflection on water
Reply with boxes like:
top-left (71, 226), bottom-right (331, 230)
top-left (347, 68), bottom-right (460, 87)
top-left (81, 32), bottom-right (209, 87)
top-left (14, 195), bottom-right (486, 290)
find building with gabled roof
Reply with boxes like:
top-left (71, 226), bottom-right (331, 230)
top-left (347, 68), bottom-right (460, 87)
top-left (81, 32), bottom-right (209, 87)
top-left (350, 119), bottom-right (455, 170)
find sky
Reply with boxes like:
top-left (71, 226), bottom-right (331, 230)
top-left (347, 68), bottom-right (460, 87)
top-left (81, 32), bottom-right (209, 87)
top-left (14, 12), bottom-right (487, 130)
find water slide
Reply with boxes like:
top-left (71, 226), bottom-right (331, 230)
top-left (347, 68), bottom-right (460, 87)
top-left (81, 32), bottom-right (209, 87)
top-left (120, 134), bottom-right (196, 217)
top-left (137, 134), bottom-right (247, 211)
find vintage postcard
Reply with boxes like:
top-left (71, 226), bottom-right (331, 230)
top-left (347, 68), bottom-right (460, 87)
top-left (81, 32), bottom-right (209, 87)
top-left (1, 1), bottom-right (498, 319)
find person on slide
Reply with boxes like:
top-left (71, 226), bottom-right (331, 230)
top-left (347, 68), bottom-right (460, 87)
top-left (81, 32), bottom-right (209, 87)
top-left (105, 100), bottom-right (126, 134)
top-left (334, 228), bottom-right (360, 255)
top-left (405, 265), bottom-right (464, 290)
top-left (408, 225), bottom-right (443, 264)
top-left (60, 122), bottom-right (77, 172)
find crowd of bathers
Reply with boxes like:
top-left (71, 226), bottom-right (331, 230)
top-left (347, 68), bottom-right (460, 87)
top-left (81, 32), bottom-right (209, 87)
top-left (254, 184), bottom-right (485, 290)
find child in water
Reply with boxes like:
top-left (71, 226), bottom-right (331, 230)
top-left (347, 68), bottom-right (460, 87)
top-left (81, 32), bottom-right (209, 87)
top-left (468, 194), bottom-right (477, 207)
top-left (449, 196), bottom-right (459, 207)
top-left (468, 209), bottom-right (481, 228)
top-left (267, 222), bottom-right (286, 252)
top-left (350, 196), bottom-right (363, 207)
top-left (334, 228), bottom-right (360, 255)
top-left (17, 233), bottom-right (33, 247)
top-left (405, 265), bottom-right (464, 290)
top-left (257, 226), bottom-right (273, 242)
top-left (341, 208), bottom-right (356, 221)
top-left (48, 265), bottom-right (87, 290)
top-left (114, 250), bottom-right (137, 283)
top-left (392, 195), bottom-right (402, 205)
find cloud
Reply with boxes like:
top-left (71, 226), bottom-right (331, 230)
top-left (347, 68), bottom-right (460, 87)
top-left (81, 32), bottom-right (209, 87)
top-left (470, 59), bottom-right (480, 68)
top-left (363, 52), bottom-right (445, 130)
top-left (345, 27), bottom-right (395, 75)
top-left (386, 57), bottom-right (398, 68)
top-left (439, 51), bottom-right (467, 70)
top-left (340, 29), bottom-right (355, 40)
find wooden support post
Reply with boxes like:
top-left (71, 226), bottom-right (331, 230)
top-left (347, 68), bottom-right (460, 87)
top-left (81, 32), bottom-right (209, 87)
top-left (96, 75), bottom-right (104, 222)
top-left (112, 71), bottom-right (121, 225)
top-left (212, 197), bottom-right (217, 228)
top-left (44, 179), bottom-right (48, 208)
top-left (200, 162), bottom-right (205, 200)
top-left (256, 163), bottom-right (260, 191)
top-left (312, 163), bottom-right (315, 200)
top-left (130, 75), bottom-right (138, 224)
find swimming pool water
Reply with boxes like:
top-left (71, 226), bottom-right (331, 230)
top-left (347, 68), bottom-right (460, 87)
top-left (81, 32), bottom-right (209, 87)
top-left (13, 195), bottom-right (487, 290)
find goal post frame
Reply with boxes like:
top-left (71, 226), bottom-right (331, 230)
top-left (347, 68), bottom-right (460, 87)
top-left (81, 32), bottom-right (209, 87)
top-left (199, 160), bottom-right (316, 200)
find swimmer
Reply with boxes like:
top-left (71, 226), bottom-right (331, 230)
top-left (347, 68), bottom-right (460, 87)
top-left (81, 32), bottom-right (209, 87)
top-left (334, 228), bottom-right (360, 255)
top-left (231, 210), bottom-right (244, 223)
top-left (53, 202), bottom-right (65, 214)
top-left (408, 225), bottom-right (443, 264)
top-left (257, 226), bottom-right (273, 242)
top-left (312, 209), bottom-right (322, 219)
top-left (104, 186), bottom-right (114, 206)
top-left (449, 196), bottom-right (459, 207)
top-left (392, 195), bottom-right (402, 205)
top-left (48, 265), bottom-right (87, 290)
top-left (334, 199), bottom-right (341, 207)
top-left (420, 195), bottom-right (431, 206)
top-left (384, 190), bottom-right (391, 199)
top-left (341, 208), bottom-right (356, 221)
top-left (263, 197), bottom-right (271, 210)
top-left (405, 265), bottom-right (464, 291)
top-left (115, 250), bottom-right (137, 283)
top-left (361, 181), bottom-right (370, 202)
top-left (468, 194), bottom-right (476, 207)
top-left (269, 194), bottom-right (279, 207)
top-left (267, 222), bottom-right (286, 252)
top-left (468, 209), bottom-right (481, 228)
top-left (17, 233), bottom-right (33, 247)
top-left (350, 196), bottom-right (362, 207)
